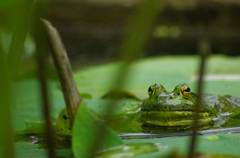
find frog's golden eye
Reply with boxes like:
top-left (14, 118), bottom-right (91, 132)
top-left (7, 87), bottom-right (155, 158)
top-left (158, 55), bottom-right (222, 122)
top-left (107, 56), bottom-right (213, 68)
top-left (180, 85), bottom-right (191, 98)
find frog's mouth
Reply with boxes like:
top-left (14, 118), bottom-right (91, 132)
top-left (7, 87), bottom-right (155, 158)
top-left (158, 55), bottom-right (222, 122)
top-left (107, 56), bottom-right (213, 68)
top-left (141, 104), bottom-right (214, 127)
top-left (141, 103), bottom-right (206, 112)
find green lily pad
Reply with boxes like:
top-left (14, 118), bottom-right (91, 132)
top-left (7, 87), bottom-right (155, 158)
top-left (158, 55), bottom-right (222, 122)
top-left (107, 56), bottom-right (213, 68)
top-left (12, 79), bottom-right (66, 133)
top-left (11, 55), bottom-right (240, 157)
top-left (95, 143), bottom-right (167, 158)
top-left (12, 55), bottom-right (240, 133)
top-left (124, 133), bottom-right (240, 157)
top-left (15, 142), bottom-right (72, 158)
top-left (74, 55), bottom-right (240, 99)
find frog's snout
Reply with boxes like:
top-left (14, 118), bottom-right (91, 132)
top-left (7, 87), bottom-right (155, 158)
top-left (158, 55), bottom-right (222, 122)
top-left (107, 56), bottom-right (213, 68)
top-left (158, 94), bottom-right (174, 101)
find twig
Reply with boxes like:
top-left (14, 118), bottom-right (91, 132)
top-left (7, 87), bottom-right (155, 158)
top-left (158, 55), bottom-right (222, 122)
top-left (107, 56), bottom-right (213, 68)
top-left (41, 19), bottom-right (81, 127)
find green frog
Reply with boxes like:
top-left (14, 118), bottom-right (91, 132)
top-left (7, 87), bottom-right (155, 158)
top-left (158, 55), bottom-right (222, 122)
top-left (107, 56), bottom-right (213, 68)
top-left (55, 83), bottom-right (240, 135)
top-left (141, 83), bottom-right (240, 130)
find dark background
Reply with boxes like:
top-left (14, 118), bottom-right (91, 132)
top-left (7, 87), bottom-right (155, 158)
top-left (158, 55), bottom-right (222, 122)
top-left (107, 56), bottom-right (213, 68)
top-left (48, 0), bottom-right (240, 68)
top-left (2, 0), bottom-right (240, 68)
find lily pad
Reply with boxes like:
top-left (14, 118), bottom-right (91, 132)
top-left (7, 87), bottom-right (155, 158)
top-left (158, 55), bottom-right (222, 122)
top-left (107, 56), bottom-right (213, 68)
top-left (12, 55), bottom-right (240, 134)
top-left (124, 133), bottom-right (240, 157)
top-left (12, 79), bottom-right (66, 133)
top-left (74, 55), bottom-right (240, 99)
top-left (11, 55), bottom-right (240, 157)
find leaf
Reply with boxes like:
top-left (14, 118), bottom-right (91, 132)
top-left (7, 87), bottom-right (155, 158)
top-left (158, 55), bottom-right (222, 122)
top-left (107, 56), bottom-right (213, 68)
top-left (74, 55), bottom-right (240, 99)
top-left (12, 79), bottom-right (66, 133)
top-left (12, 55), bottom-right (240, 134)
top-left (15, 142), bottom-right (72, 158)
top-left (124, 133), bottom-right (240, 157)
top-left (11, 55), bottom-right (240, 157)
top-left (72, 102), bottom-right (124, 158)
top-left (95, 143), bottom-right (167, 158)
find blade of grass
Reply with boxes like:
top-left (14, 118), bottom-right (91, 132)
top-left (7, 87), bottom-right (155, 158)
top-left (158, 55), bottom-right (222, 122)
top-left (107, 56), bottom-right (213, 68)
top-left (0, 38), bottom-right (6, 59)
top-left (188, 39), bottom-right (210, 158)
top-left (0, 40), bottom-right (15, 158)
top-left (7, 0), bottom-right (33, 76)
top-left (31, 3), bottom-right (56, 158)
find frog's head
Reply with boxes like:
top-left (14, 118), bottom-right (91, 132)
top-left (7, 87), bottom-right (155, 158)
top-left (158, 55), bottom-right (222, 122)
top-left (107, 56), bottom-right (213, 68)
top-left (55, 108), bottom-right (72, 136)
top-left (141, 83), bottom-right (215, 128)
top-left (143, 83), bottom-right (197, 111)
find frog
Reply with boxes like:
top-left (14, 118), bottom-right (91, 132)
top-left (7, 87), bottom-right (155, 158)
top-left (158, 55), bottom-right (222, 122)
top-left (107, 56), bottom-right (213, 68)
top-left (55, 83), bottom-right (240, 135)
top-left (141, 83), bottom-right (240, 130)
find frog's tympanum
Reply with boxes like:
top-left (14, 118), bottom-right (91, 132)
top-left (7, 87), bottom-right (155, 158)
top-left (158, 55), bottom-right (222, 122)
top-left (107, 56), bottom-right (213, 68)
top-left (141, 83), bottom-right (240, 130)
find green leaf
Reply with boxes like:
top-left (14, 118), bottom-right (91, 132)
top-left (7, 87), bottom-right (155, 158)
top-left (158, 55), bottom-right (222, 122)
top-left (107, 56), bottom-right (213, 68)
top-left (15, 142), bottom-right (72, 158)
top-left (12, 55), bottom-right (240, 134)
top-left (95, 143), bottom-right (167, 158)
top-left (12, 79), bottom-right (66, 133)
top-left (10, 55), bottom-right (240, 157)
top-left (74, 55), bottom-right (240, 99)
top-left (72, 103), bottom-right (124, 158)
top-left (124, 133), bottom-right (240, 157)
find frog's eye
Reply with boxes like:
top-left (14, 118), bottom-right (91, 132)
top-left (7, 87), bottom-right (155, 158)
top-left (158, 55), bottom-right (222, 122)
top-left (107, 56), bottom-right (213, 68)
top-left (148, 86), bottom-right (154, 96)
top-left (184, 87), bottom-right (190, 92)
top-left (148, 83), bottom-right (165, 97)
top-left (180, 85), bottom-right (191, 98)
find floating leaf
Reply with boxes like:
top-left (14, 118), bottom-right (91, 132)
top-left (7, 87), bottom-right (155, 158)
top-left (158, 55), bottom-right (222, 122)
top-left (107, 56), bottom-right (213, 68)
top-left (75, 55), bottom-right (240, 99)
top-left (124, 133), bottom-right (240, 157)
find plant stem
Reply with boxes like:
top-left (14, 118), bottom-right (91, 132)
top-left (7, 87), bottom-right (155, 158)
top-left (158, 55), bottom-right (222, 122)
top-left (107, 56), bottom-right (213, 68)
top-left (41, 19), bottom-right (81, 127)
top-left (188, 39), bottom-right (210, 158)
top-left (32, 4), bottom-right (56, 158)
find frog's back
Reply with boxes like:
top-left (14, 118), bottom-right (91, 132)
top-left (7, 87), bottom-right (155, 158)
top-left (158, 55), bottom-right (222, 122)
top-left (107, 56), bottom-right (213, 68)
top-left (223, 95), bottom-right (240, 107)
top-left (201, 94), bottom-right (240, 113)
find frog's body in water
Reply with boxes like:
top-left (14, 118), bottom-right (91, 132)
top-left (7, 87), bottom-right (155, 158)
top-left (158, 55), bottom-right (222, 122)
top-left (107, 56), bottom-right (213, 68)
top-left (55, 83), bottom-right (240, 135)
top-left (141, 83), bottom-right (240, 130)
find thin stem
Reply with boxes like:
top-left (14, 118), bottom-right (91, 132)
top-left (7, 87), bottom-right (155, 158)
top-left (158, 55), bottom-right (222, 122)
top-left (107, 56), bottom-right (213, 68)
top-left (188, 39), bottom-right (210, 158)
top-left (35, 46), bottom-right (56, 158)
top-left (31, 4), bottom-right (56, 158)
